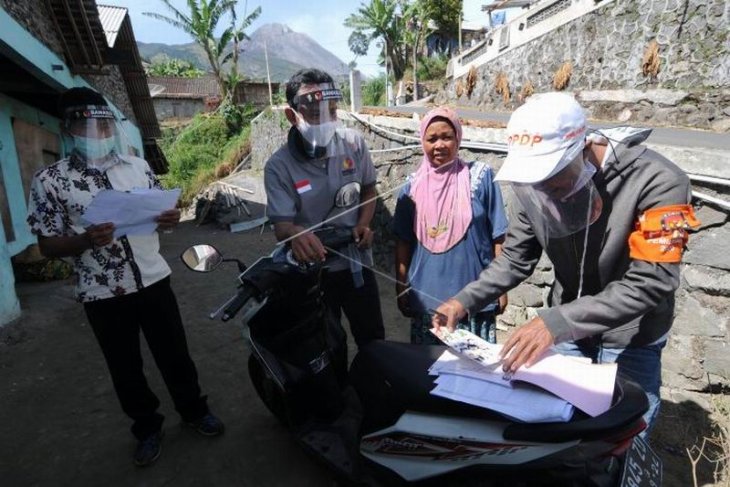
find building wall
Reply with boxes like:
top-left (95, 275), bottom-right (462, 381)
top-left (234, 84), bottom-right (276, 108)
top-left (85, 67), bottom-right (138, 126)
top-left (153, 98), bottom-right (207, 121)
top-left (0, 0), bottom-right (65, 59)
top-left (440, 0), bottom-right (730, 131)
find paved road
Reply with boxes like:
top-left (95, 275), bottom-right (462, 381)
top-left (381, 105), bottom-right (730, 151)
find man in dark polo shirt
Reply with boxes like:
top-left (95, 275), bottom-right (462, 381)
top-left (264, 68), bottom-right (385, 348)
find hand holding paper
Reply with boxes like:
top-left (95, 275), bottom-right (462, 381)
top-left (82, 188), bottom-right (182, 238)
top-left (86, 222), bottom-right (115, 248)
top-left (156, 208), bottom-right (181, 231)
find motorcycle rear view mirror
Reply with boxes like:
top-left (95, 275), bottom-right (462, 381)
top-left (181, 244), bottom-right (248, 273)
top-left (181, 245), bottom-right (223, 272)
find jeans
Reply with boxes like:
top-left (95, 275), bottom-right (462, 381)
top-left (553, 339), bottom-right (666, 439)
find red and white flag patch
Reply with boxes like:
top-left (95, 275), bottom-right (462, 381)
top-left (295, 179), bottom-right (312, 194)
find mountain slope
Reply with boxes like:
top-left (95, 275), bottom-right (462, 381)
top-left (138, 23), bottom-right (349, 82)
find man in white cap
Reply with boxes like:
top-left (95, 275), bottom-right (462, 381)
top-left (432, 92), bottom-right (699, 435)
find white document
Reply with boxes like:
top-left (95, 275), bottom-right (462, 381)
top-left (431, 373), bottom-right (574, 423)
top-left (82, 188), bottom-right (181, 238)
top-left (433, 329), bottom-right (617, 417)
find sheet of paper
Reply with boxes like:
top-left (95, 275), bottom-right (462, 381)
top-left (513, 352), bottom-right (617, 417)
top-left (431, 373), bottom-right (574, 423)
top-left (433, 329), bottom-right (617, 417)
top-left (82, 188), bottom-right (181, 238)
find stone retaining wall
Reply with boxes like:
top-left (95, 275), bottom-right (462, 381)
top-left (437, 0), bottom-right (730, 132)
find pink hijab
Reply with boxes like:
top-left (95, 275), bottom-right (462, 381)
top-left (409, 107), bottom-right (472, 254)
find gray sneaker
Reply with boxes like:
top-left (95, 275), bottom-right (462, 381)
top-left (134, 430), bottom-right (164, 467)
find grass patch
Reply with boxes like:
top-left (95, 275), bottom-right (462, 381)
top-left (158, 107), bottom-right (257, 207)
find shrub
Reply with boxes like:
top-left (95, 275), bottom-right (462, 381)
top-left (362, 75), bottom-right (386, 106)
top-left (642, 39), bottom-right (660, 79)
top-left (494, 71), bottom-right (511, 105)
top-left (417, 54), bottom-right (449, 81)
top-left (159, 112), bottom-right (254, 206)
top-left (466, 66), bottom-right (478, 98)
top-left (553, 62), bottom-right (573, 90)
top-left (519, 79), bottom-right (535, 102)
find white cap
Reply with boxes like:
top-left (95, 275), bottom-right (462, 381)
top-left (495, 92), bottom-right (587, 184)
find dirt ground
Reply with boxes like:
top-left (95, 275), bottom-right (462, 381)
top-left (0, 220), bottom-right (725, 486)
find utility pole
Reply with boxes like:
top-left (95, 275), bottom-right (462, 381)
top-left (264, 41), bottom-right (273, 106)
top-left (458, 1), bottom-right (463, 53)
top-left (384, 37), bottom-right (389, 107)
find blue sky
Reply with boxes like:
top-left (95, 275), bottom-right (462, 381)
top-left (108, 0), bottom-right (497, 77)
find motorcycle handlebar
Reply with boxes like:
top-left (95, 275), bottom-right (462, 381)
top-left (221, 285), bottom-right (255, 322)
top-left (310, 226), bottom-right (354, 250)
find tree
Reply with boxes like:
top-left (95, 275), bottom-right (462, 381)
top-left (143, 0), bottom-right (259, 99)
top-left (146, 57), bottom-right (205, 77)
top-left (401, 1), bottom-right (436, 101)
top-left (222, 3), bottom-right (261, 103)
top-left (421, 0), bottom-right (460, 38)
top-left (348, 30), bottom-right (370, 62)
top-left (345, 0), bottom-right (407, 81)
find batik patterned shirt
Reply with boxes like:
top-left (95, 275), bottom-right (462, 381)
top-left (27, 153), bottom-right (171, 302)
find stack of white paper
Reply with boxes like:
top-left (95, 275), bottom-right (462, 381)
top-left (429, 350), bottom-right (575, 423)
top-left (429, 329), bottom-right (618, 422)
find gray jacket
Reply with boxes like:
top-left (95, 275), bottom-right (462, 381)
top-left (454, 128), bottom-right (692, 348)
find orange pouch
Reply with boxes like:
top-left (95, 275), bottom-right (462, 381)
top-left (628, 204), bottom-right (700, 263)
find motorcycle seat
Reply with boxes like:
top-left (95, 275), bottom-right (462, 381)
top-left (351, 340), bottom-right (647, 443)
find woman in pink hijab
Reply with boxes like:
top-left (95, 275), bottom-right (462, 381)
top-left (392, 107), bottom-right (509, 344)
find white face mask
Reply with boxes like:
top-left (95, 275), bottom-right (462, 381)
top-left (296, 117), bottom-right (338, 152)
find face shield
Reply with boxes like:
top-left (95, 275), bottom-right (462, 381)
top-left (512, 151), bottom-right (603, 238)
top-left (291, 84), bottom-right (344, 158)
top-left (64, 105), bottom-right (124, 171)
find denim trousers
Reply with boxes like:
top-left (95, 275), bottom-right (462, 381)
top-left (553, 338), bottom-right (666, 439)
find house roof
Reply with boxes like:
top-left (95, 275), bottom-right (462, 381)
top-left (97, 4), bottom-right (168, 173)
top-left (147, 76), bottom-right (221, 99)
top-left (45, 0), bottom-right (108, 72)
top-left (97, 4), bottom-right (127, 48)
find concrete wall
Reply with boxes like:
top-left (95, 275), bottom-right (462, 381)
top-left (153, 98), bottom-right (207, 121)
top-left (440, 0), bottom-right (730, 131)
top-left (249, 108), bottom-right (730, 391)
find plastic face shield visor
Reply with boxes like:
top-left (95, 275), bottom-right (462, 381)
top-left (512, 153), bottom-right (603, 238)
top-left (292, 84), bottom-right (343, 157)
top-left (63, 105), bottom-right (124, 165)
top-left (292, 84), bottom-right (342, 123)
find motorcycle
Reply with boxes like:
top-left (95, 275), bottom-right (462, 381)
top-left (181, 227), bottom-right (662, 487)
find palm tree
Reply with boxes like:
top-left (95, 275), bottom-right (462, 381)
top-left (222, 2), bottom-right (262, 102)
top-left (143, 0), bottom-right (259, 99)
top-left (402, 1), bottom-right (436, 101)
top-left (345, 0), bottom-right (407, 81)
